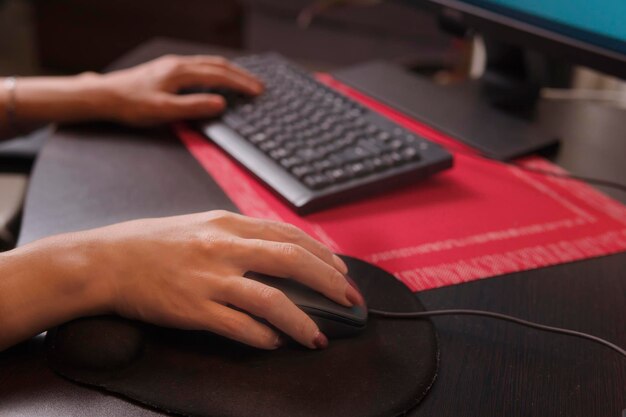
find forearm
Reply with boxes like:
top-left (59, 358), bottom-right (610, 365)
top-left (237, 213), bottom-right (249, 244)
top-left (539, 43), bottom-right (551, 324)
top-left (0, 235), bottom-right (111, 351)
top-left (11, 73), bottom-right (117, 123)
top-left (0, 73), bottom-right (116, 140)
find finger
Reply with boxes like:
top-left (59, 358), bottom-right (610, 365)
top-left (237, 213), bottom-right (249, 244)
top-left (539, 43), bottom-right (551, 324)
top-left (156, 93), bottom-right (226, 121)
top-left (234, 239), bottom-right (362, 307)
top-left (217, 213), bottom-right (348, 274)
top-left (185, 55), bottom-right (263, 89)
top-left (202, 302), bottom-right (282, 350)
top-left (174, 65), bottom-right (263, 95)
top-left (221, 277), bottom-right (327, 349)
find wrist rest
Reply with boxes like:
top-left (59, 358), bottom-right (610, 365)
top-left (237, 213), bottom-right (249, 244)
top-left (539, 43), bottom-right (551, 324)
top-left (46, 256), bottom-right (439, 417)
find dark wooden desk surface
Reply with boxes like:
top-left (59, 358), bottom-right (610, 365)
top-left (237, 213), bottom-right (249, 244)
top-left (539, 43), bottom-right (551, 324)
top-left (1, 38), bottom-right (625, 417)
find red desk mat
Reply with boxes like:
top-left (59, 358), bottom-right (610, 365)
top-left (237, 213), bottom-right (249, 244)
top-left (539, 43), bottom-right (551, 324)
top-left (174, 74), bottom-right (626, 292)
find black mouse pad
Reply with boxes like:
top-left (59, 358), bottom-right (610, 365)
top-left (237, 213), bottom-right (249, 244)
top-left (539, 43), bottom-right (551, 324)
top-left (45, 256), bottom-right (439, 417)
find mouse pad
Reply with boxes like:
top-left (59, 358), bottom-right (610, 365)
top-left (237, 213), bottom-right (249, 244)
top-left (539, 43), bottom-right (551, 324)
top-left (176, 73), bottom-right (626, 293)
top-left (45, 256), bottom-right (439, 417)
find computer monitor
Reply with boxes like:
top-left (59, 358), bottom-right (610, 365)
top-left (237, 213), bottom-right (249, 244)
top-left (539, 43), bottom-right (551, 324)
top-left (416, 0), bottom-right (626, 79)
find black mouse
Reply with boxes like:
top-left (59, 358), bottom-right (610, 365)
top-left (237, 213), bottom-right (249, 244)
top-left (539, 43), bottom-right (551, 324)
top-left (245, 271), bottom-right (368, 339)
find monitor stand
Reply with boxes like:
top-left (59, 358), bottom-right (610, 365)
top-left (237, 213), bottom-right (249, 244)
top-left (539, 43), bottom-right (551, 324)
top-left (332, 60), bottom-right (560, 161)
top-left (479, 38), bottom-right (573, 113)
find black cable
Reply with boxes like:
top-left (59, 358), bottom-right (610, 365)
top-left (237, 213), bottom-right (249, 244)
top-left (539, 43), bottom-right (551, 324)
top-left (368, 308), bottom-right (626, 358)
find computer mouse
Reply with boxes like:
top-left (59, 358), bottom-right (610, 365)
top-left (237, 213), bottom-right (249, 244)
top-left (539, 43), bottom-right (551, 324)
top-left (245, 271), bottom-right (368, 339)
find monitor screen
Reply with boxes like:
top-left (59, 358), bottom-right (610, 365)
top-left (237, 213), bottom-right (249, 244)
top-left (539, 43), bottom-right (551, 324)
top-left (464, 0), bottom-right (626, 56)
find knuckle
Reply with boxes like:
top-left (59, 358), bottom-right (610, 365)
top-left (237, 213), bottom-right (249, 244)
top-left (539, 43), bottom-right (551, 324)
top-left (220, 314), bottom-right (245, 336)
top-left (196, 227), bottom-right (238, 253)
top-left (295, 318), bottom-right (314, 339)
top-left (158, 54), bottom-right (177, 64)
top-left (256, 286), bottom-right (285, 310)
top-left (327, 269), bottom-right (345, 291)
top-left (207, 210), bottom-right (239, 229)
top-left (211, 236), bottom-right (239, 253)
top-left (209, 67), bottom-right (229, 80)
top-left (255, 218), bottom-right (273, 236)
top-left (211, 56), bottom-right (229, 67)
top-left (277, 222), bottom-right (303, 240)
top-left (216, 275), bottom-right (237, 297)
top-left (208, 209), bottom-right (233, 222)
top-left (277, 242), bottom-right (302, 261)
top-left (258, 330), bottom-right (279, 348)
top-left (161, 56), bottom-right (185, 74)
top-left (150, 96), bottom-right (171, 110)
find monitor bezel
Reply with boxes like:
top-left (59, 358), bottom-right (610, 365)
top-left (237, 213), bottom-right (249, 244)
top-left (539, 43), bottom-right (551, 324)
top-left (421, 0), bottom-right (626, 79)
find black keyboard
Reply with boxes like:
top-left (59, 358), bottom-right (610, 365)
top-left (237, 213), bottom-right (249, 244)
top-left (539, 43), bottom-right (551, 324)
top-left (199, 53), bottom-right (453, 214)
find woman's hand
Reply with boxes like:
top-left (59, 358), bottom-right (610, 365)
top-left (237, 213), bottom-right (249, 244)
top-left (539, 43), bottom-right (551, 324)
top-left (1, 55), bottom-right (263, 136)
top-left (0, 211), bottom-right (363, 351)
top-left (99, 55), bottom-right (264, 125)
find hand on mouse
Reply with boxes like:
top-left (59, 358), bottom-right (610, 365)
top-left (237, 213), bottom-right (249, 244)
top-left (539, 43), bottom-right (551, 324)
top-left (0, 211), bottom-right (361, 351)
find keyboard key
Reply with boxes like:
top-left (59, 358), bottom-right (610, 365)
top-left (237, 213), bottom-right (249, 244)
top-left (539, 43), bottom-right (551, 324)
top-left (389, 151), bottom-right (403, 164)
top-left (389, 139), bottom-right (404, 150)
top-left (280, 156), bottom-right (303, 169)
top-left (292, 165), bottom-right (314, 178)
top-left (200, 53), bottom-right (453, 209)
top-left (314, 159), bottom-right (333, 171)
top-left (401, 146), bottom-right (421, 161)
top-left (297, 148), bottom-right (324, 162)
top-left (250, 133), bottom-right (267, 144)
top-left (269, 148), bottom-right (290, 160)
top-left (223, 114), bottom-right (245, 129)
top-left (326, 168), bottom-right (352, 183)
top-left (259, 140), bottom-right (279, 151)
top-left (348, 162), bottom-right (368, 177)
top-left (303, 174), bottom-right (331, 190)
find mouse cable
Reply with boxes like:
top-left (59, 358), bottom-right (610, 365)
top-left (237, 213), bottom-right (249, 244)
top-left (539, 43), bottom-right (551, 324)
top-left (450, 147), bottom-right (626, 194)
top-left (368, 308), bottom-right (626, 359)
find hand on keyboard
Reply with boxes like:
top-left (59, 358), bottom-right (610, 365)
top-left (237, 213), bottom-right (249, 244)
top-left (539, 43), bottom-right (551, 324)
top-left (101, 54), bottom-right (264, 126)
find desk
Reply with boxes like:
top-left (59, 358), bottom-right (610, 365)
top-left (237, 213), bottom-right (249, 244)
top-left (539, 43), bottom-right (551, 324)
top-left (1, 38), bottom-right (625, 417)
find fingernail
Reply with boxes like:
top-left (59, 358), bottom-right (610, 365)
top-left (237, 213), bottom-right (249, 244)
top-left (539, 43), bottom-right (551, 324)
top-left (313, 331), bottom-right (329, 350)
top-left (332, 254), bottom-right (349, 274)
top-left (212, 96), bottom-right (226, 108)
top-left (274, 335), bottom-right (285, 349)
top-left (345, 278), bottom-right (365, 306)
top-left (250, 82), bottom-right (263, 95)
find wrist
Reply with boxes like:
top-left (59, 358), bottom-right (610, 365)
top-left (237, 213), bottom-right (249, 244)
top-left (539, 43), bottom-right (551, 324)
top-left (0, 234), bottom-right (113, 349)
top-left (17, 233), bottom-right (113, 317)
top-left (61, 71), bottom-right (121, 122)
top-left (93, 71), bottom-right (135, 123)
top-left (44, 232), bottom-right (114, 315)
top-left (10, 72), bottom-right (118, 124)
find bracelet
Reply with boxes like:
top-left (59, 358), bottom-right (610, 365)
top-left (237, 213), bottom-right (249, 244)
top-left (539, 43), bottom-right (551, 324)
top-left (3, 76), bottom-right (18, 133)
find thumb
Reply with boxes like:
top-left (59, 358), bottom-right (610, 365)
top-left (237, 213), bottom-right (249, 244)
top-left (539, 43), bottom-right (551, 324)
top-left (161, 93), bottom-right (226, 121)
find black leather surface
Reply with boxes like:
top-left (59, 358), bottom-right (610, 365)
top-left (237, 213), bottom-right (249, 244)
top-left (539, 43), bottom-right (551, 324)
top-left (18, 122), bottom-right (239, 245)
top-left (46, 256), bottom-right (439, 417)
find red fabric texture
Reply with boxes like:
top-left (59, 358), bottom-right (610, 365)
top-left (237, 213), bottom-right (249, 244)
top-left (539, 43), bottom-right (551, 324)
top-left (174, 74), bottom-right (626, 292)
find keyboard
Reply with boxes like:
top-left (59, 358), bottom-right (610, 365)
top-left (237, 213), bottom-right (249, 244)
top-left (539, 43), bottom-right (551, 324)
top-left (198, 53), bottom-right (453, 214)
